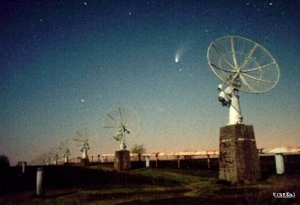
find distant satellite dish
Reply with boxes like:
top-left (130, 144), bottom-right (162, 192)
top-left (103, 106), bottom-right (141, 150)
top-left (58, 138), bottom-right (71, 163)
top-left (73, 128), bottom-right (95, 159)
top-left (47, 147), bottom-right (60, 165)
top-left (207, 36), bottom-right (280, 124)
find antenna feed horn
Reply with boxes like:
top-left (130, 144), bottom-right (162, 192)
top-left (217, 84), bottom-right (223, 91)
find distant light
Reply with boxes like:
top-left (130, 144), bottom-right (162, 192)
top-left (175, 57), bottom-right (179, 63)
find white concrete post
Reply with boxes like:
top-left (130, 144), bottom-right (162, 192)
top-left (21, 162), bottom-right (26, 174)
top-left (36, 167), bottom-right (45, 197)
top-left (275, 153), bottom-right (285, 174)
top-left (145, 156), bottom-right (150, 167)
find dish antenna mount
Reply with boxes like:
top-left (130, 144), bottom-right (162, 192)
top-left (207, 36), bottom-right (280, 124)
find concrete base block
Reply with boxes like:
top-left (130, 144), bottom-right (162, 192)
top-left (114, 150), bottom-right (131, 171)
top-left (80, 158), bottom-right (89, 167)
top-left (219, 124), bottom-right (261, 184)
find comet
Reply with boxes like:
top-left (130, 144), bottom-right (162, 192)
top-left (175, 48), bottom-right (183, 63)
top-left (175, 55), bottom-right (179, 63)
top-left (175, 41), bottom-right (192, 63)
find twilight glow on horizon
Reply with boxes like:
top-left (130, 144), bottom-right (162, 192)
top-left (1, 0), bottom-right (299, 165)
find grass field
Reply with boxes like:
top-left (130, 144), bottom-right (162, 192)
top-left (0, 163), bottom-right (299, 205)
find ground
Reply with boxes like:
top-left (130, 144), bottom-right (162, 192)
top-left (0, 164), bottom-right (299, 205)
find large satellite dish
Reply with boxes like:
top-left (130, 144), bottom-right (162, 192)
top-left (207, 36), bottom-right (280, 124)
top-left (103, 106), bottom-right (141, 150)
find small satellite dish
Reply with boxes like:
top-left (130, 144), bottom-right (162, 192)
top-left (44, 148), bottom-right (58, 165)
top-left (103, 106), bottom-right (141, 150)
top-left (49, 146), bottom-right (60, 165)
top-left (207, 36), bottom-right (280, 124)
top-left (74, 128), bottom-right (94, 159)
top-left (58, 139), bottom-right (71, 163)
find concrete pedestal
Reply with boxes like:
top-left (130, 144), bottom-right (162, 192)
top-left (114, 150), bottom-right (131, 171)
top-left (219, 124), bottom-right (261, 184)
top-left (80, 158), bottom-right (89, 167)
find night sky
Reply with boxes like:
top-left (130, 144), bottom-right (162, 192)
top-left (1, 0), bottom-right (299, 165)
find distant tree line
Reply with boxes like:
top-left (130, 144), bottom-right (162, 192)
top-left (131, 144), bottom-right (146, 154)
top-left (0, 155), bottom-right (10, 168)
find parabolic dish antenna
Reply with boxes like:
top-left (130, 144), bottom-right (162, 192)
top-left (103, 106), bottom-right (141, 150)
top-left (207, 36), bottom-right (280, 93)
top-left (207, 36), bottom-right (280, 124)
top-left (73, 128), bottom-right (95, 159)
top-left (58, 138), bottom-right (71, 163)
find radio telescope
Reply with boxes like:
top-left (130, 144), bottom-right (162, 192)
top-left (49, 146), bottom-right (60, 165)
top-left (74, 128), bottom-right (94, 159)
top-left (41, 147), bottom-right (59, 165)
top-left (103, 106), bottom-right (141, 150)
top-left (58, 139), bottom-right (71, 163)
top-left (207, 36), bottom-right (280, 124)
